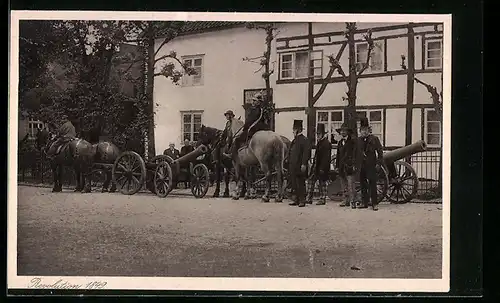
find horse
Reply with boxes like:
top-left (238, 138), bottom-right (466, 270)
top-left (196, 125), bottom-right (244, 198)
top-left (18, 133), bottom-right (42, 182)
top-left (37, 129), bottom-right (121, 193)
top-left (198, 119), bottom-right (291, 203)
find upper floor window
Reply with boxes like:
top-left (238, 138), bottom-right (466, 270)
top-left (425, 38), bottom-right (443, 69)
top-left (182, 55), bottom-right (204, 86)
top-left (355, 40), bottom-right (384, 73)
top-left (317, 110), bottom-right (343, 144)
top-left (181, 111), bottom-right (203, 142)
top-left (424, 108), bottom-right (441, 147)
top-left (279, 50), bottom-right (323, 80)
top-left (356, 110), bottom-right (384, 143)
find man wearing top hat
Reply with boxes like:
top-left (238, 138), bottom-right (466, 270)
top-left (46, 113), bottom-right (77, 158)
top-left (335, 120), bottom-right (358, 208)
top-left (288, 119), bottom-right (312, 207)
top-left (306, 123), bottom-right (332, 205)
top-left (358, 117), bottom-right (384, 211)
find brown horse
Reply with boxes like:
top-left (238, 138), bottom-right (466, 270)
top-left (91, 141), bottom-right (121, 192)
top-left (199, 119), bottom-right (290, 202)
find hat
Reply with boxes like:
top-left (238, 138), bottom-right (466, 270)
top-left (316, 123), bottom-right (326, 134)
top-left (224, 110), bottom-right (235, 117)
top-left (336, 122), bottom-right (353, 133)
top-left (293, 119), bottom-right (303, 130)
top-left (359, 117), bottom-right (371, 129)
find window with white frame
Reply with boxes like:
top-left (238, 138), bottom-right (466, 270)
top-left (425, 38), bottom-right (443, 69)
top-left (182, 55), bottom-right (204, 86)
top-left (27, 118), bottom-right (47, 139)
top-left (317, 110), bottom-right (343, 144)
top-left (355, 40), bottom-right (384, 73)
top-left (279, 50), bottom-right (323, 80)
top-left (356, 110), bottom-right (383, 142)
top-left (425, 109), bottom-right (441, 147)
top-left (181, 111), bottom-right (203, 142)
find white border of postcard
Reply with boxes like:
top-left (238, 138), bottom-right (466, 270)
top-left (8, 11), bottom-right (452, 293)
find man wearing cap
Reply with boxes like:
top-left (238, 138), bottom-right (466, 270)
top-left (222, 109), bottom-right (235, 150)
top-left (163, 143), bottom-right (180, 160)
top-left (225, 93), bottom-right (267, 158)
top-left (46, 114), bottom-right (77, 158)
top-left (357, 117), bottom-right (384, 211)
top-left (335, 121), bottom-right (358, 208)
top-left (288, 119), bottom-right (312, 207)
top-left (306, 124), bottom-right (332, 205)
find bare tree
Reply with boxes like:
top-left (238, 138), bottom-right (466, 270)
top-left (243, 22), bottom-right (279, 130)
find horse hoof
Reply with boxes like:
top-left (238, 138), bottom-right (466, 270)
top-left (232, 196), bottom-right (239, 200)
top-left (213, 193), bottom-right (220, 198)
top-left (262, 197), bottom-right (270, 203)
top-left (101, 189), bottom-right (109, 193)
top-left (74, 188), bottom-right (82, 192)
top-left (52, 188), bottom-right (61, 193)
top-left (275, 198), bottom-right (283, 203)
top-left (223, 193), bottom-right (230, 198)
top-left (81, 188), bottom-right (91, 193)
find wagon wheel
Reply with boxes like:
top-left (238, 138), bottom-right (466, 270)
top-left (191, 163), bottom-right (210, 198)
top-left (112, 151), bottom-right (146, 195)
top-left (90, 168), bottom-right (107, 190)
top-left (387, 160), bottom-right (419, 204)
top-left (354, 164), bottom-right (389, 204)
top-left (147, 155), bottom-right (174, 194)
top-left (153, 161), bottom-right (173, 198)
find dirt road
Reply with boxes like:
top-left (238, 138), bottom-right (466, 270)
top-left (16, 185), bottom-right (442, 278)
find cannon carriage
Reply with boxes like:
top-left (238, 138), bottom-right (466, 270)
top-left (109, 144), bottom-right (211, 198)
top-left (329, 140), bottom-right (427, 203)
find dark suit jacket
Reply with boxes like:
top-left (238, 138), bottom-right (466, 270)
top-left (358, 134), bottom-right (384, 169)
top-left (313, 136), bottom-right (332, 176)
top-left (289, 133), bottom-right (312, 175)
top-left (58, 121), bottom-right (76, 139)
top-left (164, 148), bottom-right (180, 159)
top-left (336, 136), bottom-right (358, 176)
top-left (180, 145), bottom-right (194, 157)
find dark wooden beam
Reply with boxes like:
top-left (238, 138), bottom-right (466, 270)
top-left (406, 24), bottom-right (415, 147)
top-left (306, 22), bottom-right (316, 139)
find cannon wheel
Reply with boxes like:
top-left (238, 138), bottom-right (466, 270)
top-left (147, 155), bottom-right (174, 194)
top-left (154, 161), bottom-right (173, 198)
top-left (112, 151), bottom-right (146, 195)
top-left (190, 163), bottom-right (210, 198)
top-left (354, 164), bottom-right (389, 204)
top-left (387, 160), bottom-right (419, 204)
top-left (90, 167), bottom-right (107, 190)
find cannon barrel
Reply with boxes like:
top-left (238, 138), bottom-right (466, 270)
top-left (172, 144), bottom-right (208, 173)
top-left (383, 140), bottom-right (427, 164)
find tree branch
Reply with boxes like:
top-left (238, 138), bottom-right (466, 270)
top-left (312, 41), bottom-right (348, 103)
top-left (415, 77), bottom-right (442, 115)
top-left (357, 29), bottom-right (374, 76)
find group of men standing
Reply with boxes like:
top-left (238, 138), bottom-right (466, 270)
top-left (287, 117), bottom-right (385, 211)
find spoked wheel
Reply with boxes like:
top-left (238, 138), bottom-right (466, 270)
top-left (354, 164), bottom-right (389, 204)
top-left (153, 161), bottom-right (173, 198)
top-left (90, 168), bottom-right (107, 190)
top-left (387, 160), bottom-right (419, 204)
top-left (191, 163), bottom-right (210, 198)
top-left (147, 155), bottom-right (174, 194)
top-left (112, 151), bottom-right (146, 195)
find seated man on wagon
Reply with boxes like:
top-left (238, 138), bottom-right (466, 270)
top-left (45, 114), bottom-right (77, 158)
top-left (224, 92), bottom-right (268, 158)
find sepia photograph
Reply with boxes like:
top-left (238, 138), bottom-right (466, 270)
top-left (8, 11), bottom-right (451, 292)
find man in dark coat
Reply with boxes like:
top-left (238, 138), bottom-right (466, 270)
top-left (225, 93), bottom-right (268, 158)
top-left (335, 121), bottom-right (358, 208)
top-left (46, 114), bottom-right (77, 158)
top-left (288, 120), bottom-right (312, 207)
top-left (163, 143), bottom-right (180, 160)
top-left (306, 124), bottom-right (332, 205)
top-left (179, 139), bottom-right (194, 188)
top-left (357, 117), bottom-right (385, 211)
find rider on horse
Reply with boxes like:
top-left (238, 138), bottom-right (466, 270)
top-left (224, 92), bottom-right (268, 158)
top-left (46, 113), bottom-right (77, 158)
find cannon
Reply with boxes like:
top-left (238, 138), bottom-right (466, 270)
top-left (153, 144), bottom-right (211, 198)
top-left (110, 144), bottom-right (210, 198)
top-left (328, 140), bottom-right (427, 204)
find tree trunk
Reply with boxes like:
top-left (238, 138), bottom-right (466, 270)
top-left (145, 34), bottom-right (156, 159)
top-left (346, 26), bottom-right (358, 138)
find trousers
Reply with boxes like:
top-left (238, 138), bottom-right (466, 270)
top-left (290, 173), bottom-right (306, 203)
top-left (339, 174), bottom-right (356, 206)
top-left (306, 173), bottom-right (329, 202)
top-left (359, 164), bottom-right (378, 206)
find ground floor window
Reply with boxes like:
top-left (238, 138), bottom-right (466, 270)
top-left (316, 110), bottom-right (343, 144)
top-left (27, 118), bottom-right (47, 139)
top-left (181, 111), bottom-right (203, 142)
top-left (356, 110), bottom-right (383, 143)
top-left (424, 108), bottom-right (441, 147)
